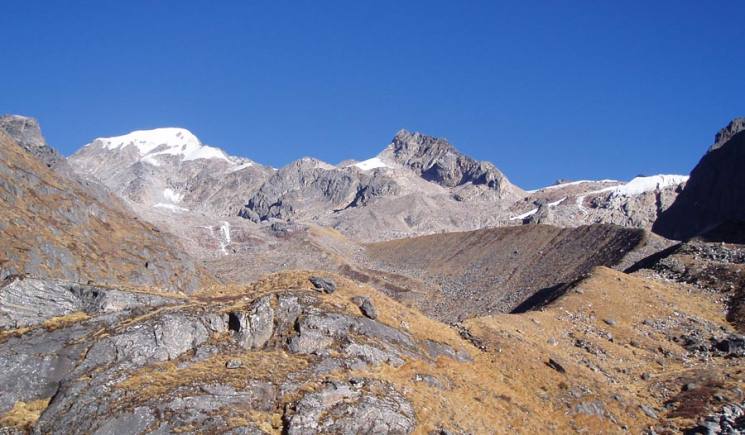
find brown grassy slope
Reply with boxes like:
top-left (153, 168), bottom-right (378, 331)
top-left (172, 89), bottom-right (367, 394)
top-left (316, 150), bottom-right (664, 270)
top-left (462, 266), bottom-right (743, 434)
top-left (0, 131), bottom-right (215, 292)
top-left (134, 268), bottom-right (740, 434)
top-left (364, 224), bottom-right (649, 320)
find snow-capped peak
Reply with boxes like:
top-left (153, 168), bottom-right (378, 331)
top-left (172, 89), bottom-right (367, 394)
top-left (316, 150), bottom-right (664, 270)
top-left (91, 127), bottom-right (231, 163)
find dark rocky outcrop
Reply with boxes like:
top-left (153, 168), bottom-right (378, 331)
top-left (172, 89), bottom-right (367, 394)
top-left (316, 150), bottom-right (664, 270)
top-left (309, 276), bottom-right (337, 294)
top-left (239, 158), bottom-right (402, 222)
top-left (711, 117), bottom-right (745, 152)
top-left (0, 115), bottom-right (65, 170)
top-left (352, 296), bottom-right (378, 319)
top-left (653, 120), bottom-right (745, 242)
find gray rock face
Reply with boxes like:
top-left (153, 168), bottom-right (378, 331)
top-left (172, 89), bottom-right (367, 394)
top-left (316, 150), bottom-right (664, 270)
top-left (654, 121), bottom-right (745, 242)
top-left (684, 402), bottom-right (745, 434)
top-left (240, 158), bottom-right (403, 222)
top-left (0, 277), bottom-right (179, 329)
top-left (522, 200), bottom-right (553, 225)
top-left (229, 296), bottom-right (275, 349)
top-left (0, 115), bottom-right (83, 185)
top-left (285, 380), bottom-right (416, 435)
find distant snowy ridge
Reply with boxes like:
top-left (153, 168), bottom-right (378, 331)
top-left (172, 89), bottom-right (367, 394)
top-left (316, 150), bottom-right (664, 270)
top-left (599, 174), bottom-right (688, 197)
top-left (87, 127), bottom-right (260, 171)
top-left (526, 175), bottom-right (687, 196)
top-left (512, 175), bottom-right (688, 220)
top-left (526, 179), bottom-right (619, 193)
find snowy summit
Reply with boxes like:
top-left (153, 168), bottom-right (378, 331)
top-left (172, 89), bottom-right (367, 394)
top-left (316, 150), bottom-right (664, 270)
top-left (90, 127), bottom-right (231, 165)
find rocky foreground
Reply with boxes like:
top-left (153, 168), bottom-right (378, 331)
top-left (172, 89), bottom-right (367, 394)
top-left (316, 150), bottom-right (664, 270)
top-left (1, 255), bottom-right (743, 433)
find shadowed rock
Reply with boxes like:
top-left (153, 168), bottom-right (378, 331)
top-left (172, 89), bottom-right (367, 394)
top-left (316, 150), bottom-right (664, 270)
top-left (654, 120), bottom-right (745, 242)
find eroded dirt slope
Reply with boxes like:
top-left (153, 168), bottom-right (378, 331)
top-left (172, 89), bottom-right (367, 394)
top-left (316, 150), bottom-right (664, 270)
top-left (362, 224), bottom-right (662, 321)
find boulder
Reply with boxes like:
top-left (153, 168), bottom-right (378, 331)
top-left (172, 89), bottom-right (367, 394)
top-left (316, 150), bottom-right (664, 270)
top-left (309, 276), bottom-right (336, 294)
top-left (351, 296), bottom-right (378, 319)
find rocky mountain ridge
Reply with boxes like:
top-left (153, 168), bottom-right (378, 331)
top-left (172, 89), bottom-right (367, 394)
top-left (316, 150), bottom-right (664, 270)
top-left (66, 121), bottom-right (691, 247)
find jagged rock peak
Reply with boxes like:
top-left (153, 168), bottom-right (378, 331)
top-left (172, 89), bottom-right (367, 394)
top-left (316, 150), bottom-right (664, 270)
top-left (711, 117), bottom-right (745, 152)
top-left (0, 114), bottom-right (46, 150)
top-left (385, 129), bottom-right (517, 195)
top-left (391, 129), bottom-right (454, 153)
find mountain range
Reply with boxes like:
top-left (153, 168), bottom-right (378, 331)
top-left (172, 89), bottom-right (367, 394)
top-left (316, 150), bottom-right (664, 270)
top-left (67, 121), bottom-right (689, 248)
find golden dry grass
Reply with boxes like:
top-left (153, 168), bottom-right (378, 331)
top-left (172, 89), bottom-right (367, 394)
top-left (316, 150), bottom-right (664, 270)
top-left (42, 311), bottom-right (90, 331)
top-left (118, 350), bottom-right (309, 399)
top-left (0, 398), bottom-right (51, 429)
top-left (105, 266), bottom-right (741, 433)
top-left (0, 311), bottom-right (90, 343)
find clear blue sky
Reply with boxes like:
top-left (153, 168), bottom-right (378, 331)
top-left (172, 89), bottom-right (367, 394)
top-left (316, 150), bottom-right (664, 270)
top-left (1, 1), bottom-right (743, 189)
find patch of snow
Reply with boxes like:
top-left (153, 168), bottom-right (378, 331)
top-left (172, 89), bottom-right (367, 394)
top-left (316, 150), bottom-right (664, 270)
top-left (351, 157), bottom-right (389, 171)
top-left (509, 197), bottom-right (567, 220)
top-left (163, 188), bottom-right (184, 203)
top-left (603, 174), bottom-right (689, 197)
top-left (510, 208), bottom-right (539, 220)
top-left (577, 174), bottom-right (688, 198)
top-left (526, 179), bottom-right (619, 193)
top-left (153, 203), bottom-right (189, 213)
top-left (571, 174), bottom-right (688, 214)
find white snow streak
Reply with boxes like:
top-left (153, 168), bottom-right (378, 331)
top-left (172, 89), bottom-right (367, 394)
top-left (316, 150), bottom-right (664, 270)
top-left (153, 203), bottom-right (189, 213)
top-left (351, 157), bottom-right (389, 171)
top-left (525, 179), bottom-right (619, 193)
top-left (219, 221), bottom-right (231, 255)
top-left (509, 197), bottom-right (567, 220)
